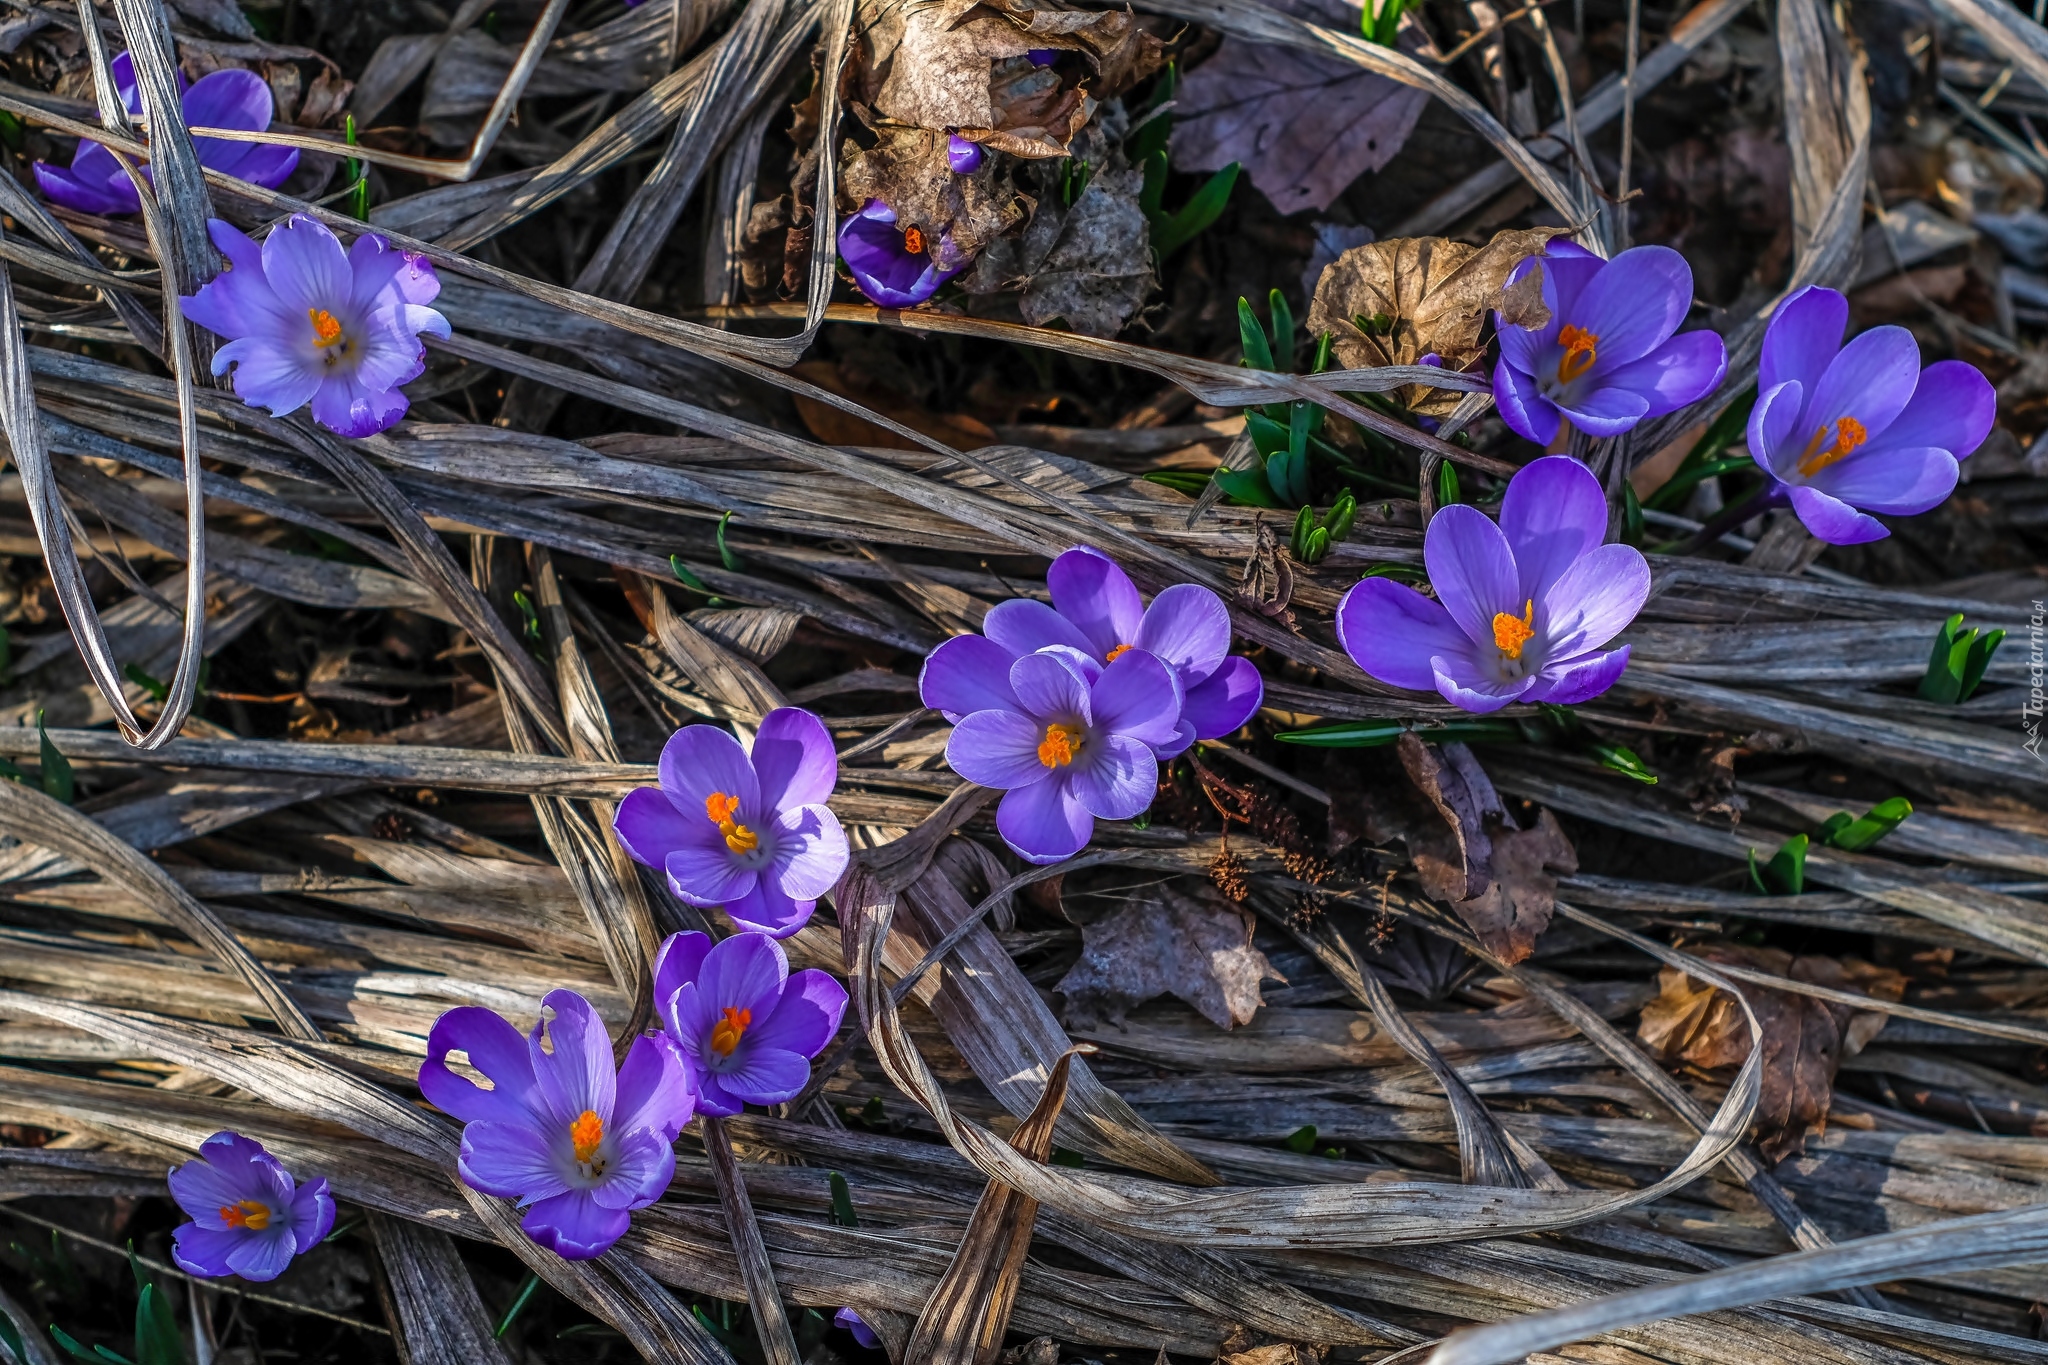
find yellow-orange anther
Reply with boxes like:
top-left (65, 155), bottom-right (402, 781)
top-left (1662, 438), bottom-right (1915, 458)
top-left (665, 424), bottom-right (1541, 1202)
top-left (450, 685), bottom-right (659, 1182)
top-left (1105, 643), bottom-right (1134, 662)
top-left (570, 1110), bottom-right (604, 1164)
top-left (308, 308), bottom-right (343, 347)
top-left (1038, 724), bottom-right (1080, 768)
top-left (1492, 599), bottom-right (1536, 661)
top-left (1557, 324), bottom-right (1598, 383)
top-left (1797, 415), bottom-right (1868, 477)
top-left (704, 791), bottom-right (759, 854)
top-left (903, 225), bottom-right (926, 255)
top-left (220, 1200), bottom-right (272, 1231)
top-left (711, 1006), bottom-right (752, 1056)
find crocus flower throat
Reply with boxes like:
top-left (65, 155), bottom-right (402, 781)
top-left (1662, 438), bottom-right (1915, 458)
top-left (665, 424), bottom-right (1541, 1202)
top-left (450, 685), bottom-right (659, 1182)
top-left (219, 1199), bottom-right (270, 1230)
top-left (1039, 723), bottom-right (1080, 767)
top-left (1556, 324), bottom-right (1596, 383)
top-left (1493, 600), bottom-right (1535, 663)
top-left (711, 1006), bottom-right (751, 1055)
top-left (706, 791), bottom-right (759, 855)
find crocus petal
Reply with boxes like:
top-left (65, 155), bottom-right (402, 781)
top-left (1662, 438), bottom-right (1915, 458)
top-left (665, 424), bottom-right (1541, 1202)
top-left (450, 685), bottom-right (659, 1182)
top-left (458, 1120), bottom-right (570, 1203)
top-left (693, 1071), bottom-right (747, 1119)
top-left (1047, 547), bottom-right (1144, 658)
top-left (288, 1177), bottom-right (337, 1252)
top-left (711, 1046), bottom-right (812, 1106)
top-left (1088, 648), bottom-right (1181, 750)
top-left (613, 787), bottom-right (697, 868)
top-left (658, 724), bottom-right (762, 827)
top-left (752, 707), bottom-right (838, 810)
top-left (260, 214), bottom-right (352, 314)
top-left (183, 68), bottom-right (273, 136)
top-left (1179, 655), bottom-right (1263, 742)
top-left (1567, 245), bottom-right (1693, 370)
top-left (1066, 732), bottom-right (1156, 820)
top-left (531, 989), bottom-right (617, 1127)
top-left (996, 776), bottom-right (1092, 864)
top-left (836, 199), bottom-right (966, 307)
top-left (224, 1231), bottom-right (299, 1282)
top-left (664, 842), bottom-right (758, 908)
top-left (1432, 656), bottom-right (1537, 713)
top-left (984, 598), bottom-right (1096, 659)
top-left (421, 1006), bottom-right (542, 1126)
top-left (768, 802), bottom-right (849, 899)
top-left (1499, 454), bottom-right (1606, 605)
top-left (920, 633), bottom-right (1021, 720)
top-left (523, 1191), bottom-right (630, 1261)
top-left (700, 931), bottom-right (790, 1021)
top-left (947, 707), bottom-right (1055, 790)
top-left (725, 881), bottom-right (817, 938)
top-left (1788, 483), bottom-right (1889, 545)
top-left (1010, 649), bottom-right (1093, 724)
top-left (1529, 645), bottom-right (1632, 705)
top-left (219, 141), bottom-right (299, 189)
top-left (1536, 542), bottom-right (1651, 662)
top-left (1335, 576), bottom-right (1470, 693)
top-left (1424, 504), bottom-right (1522, 645)
top-left (1806, 446), bottom-right (1958, 516)
top-left (744, 969), bottom-right (848, 1060)
top-left (1554, 383), bottom-right (1652, 438)
top-left (171, 1226), bottom-right (241, 1279)
top-left (1802, 324), bottom-right (1922, 444)
top-left (1595, 329), bottom-right (1727, 419)
top-left (1758, 285), bottom-right (1847, 401)
top-left (310, 373), bottom-right (409, 438)
top-left (34, 156), bottom-right (138, 215)
top-left (1864, 359), bottom-right (1995, 459)
top-left (1134, 583), bottom-right (1230, 683)
top-left (216, 334), bottom-right (322, 417)
top-left (1749, 379), bottom-right (1805, 478)
top-left (587, 1127), bottom-right (676, 1210)
top-left (837, 1309), bottom-right (883, 1351)
top-left (1492, 355), bottom-right (1561, 445)
top-left (613, 1032), bottom-right (695, 1141)
top-left (169, 1152), bottom-right (253, 1224)
top-left (652, 931), bottom-right (713, 1038)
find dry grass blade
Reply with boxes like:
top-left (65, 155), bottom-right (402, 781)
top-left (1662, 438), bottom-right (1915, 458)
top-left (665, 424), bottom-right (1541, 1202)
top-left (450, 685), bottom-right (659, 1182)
top-left (702, 1116), bottom-right (802, 1365)
top-left (367, 1212), bottom-right (517, 1365)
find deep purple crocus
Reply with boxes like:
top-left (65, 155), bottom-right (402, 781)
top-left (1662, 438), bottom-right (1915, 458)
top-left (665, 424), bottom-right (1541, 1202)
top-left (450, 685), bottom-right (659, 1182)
top-left (836, 1308), bottom-right (882, 1350)
top-left (838, 198), bottom-right (968, 307)
top-left (654, 931), bottom-right (849, 1117)
top-left (1336, 456), bottom-right (1649, 713)
top-left (168, 1131), bottom-right (334, 1282)
top-left (181, 214), bottom-right (447, 438)
top-left (1745, 285), bottom-right (1994, 545)
top-left (947, 135), bottom-right (986, 175)
top-left (421, 990), bottom-right (694, 1260)
top-left (36, 52), bottom-right (299, 215)
top-left (922, 547), bottom-right (1262, 757)
top-left (1493, 242), bottom-right (1727, 445)
top-left (614, 709), bottom-right (849, 939)
top-left (934, 646), bottom-right (1180, 862)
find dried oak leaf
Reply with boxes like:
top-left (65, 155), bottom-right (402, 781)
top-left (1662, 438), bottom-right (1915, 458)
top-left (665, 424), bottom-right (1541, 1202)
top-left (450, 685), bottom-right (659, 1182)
top-left (1168, 0), bottom-right (1428, 213)
top-left (1305, 228), bottom-right (1559, 416)
top-left (841, 120), bottom-right (1031, 263)
top-left (1637, 944), bottom-right (1906, 1162)
top-left (856, 0), bottom-right (1163, 157)
top-left (1056, 882), bottom-right (1283, 1030)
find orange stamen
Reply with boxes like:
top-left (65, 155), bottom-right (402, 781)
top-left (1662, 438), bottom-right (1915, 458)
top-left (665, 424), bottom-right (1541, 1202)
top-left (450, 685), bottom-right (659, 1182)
top-left (1037, 724), bottom-right (1079, 768)
top-left (903, 225), bottom-right (926, 255)
top-left (1105, 643), bottom-right (1134, 663)
top-left (704, 791), bottom-right (759, 854)
top-left (308, 308), bottom-right (343, 347)
top-left (570, 1110), bottom-right (604, 1165)
top-left (1796, 415), bottom-right (1868, 477)
top-left (219, 1199), bottom-right (271, 1231)
top-left (1557, 324), bottom-right (1598, 383)
top-left (1492, 599), bottom-right (1536, 661)
top-left (711, 1006), bottom-right (752, 1056)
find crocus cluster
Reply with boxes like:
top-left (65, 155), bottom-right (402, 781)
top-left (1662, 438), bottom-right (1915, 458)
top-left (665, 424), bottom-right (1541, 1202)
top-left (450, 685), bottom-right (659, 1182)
top-left (183, 214), bottom-right (448, 438)
top-left (1337, 456), bottom-right (1650, 712)
top-left (921, 547), bottom-right (1263, 863)
top-left (169, 1132), bottom-right (333, 1282)
top-left (37, 52), bottom-right (299, 216)
top-left (1745, 284), bottom-right (1994, 544)
top-left (1493, 241), bottom-right (1727, 445)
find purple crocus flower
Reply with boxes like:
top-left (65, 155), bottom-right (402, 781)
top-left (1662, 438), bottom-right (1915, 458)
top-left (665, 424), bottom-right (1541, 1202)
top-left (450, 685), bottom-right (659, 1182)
top-left (181, 214), bottom-right (448, 438)
top-left (36, 52), bottom-right (299, 216)
top-left (947, 134), bottom-right (987, 175)
top-left (922, 547), bottom-right (1262, 758)
top-left (1335, 455), bottom-right (1649, 713)
top-left (838, 198), bottom-right (968, 307)
top-left (614, 709), bottom-right (849, 939)
top-left (168, 1131), bottom-right (334, 1282)
top-left (1493, 242), bottom-right (1727, 445)
top-left (1745, 285), bottom-right (1994, 545)
top-left (653, 931), bottom-right (849, 1117)
top-left (421, 990), bottom-right (694, 1260)
top-left (836, 1308), bottom-right (882, 1350)
top-left (933, 646), bottom-right (1181, 862)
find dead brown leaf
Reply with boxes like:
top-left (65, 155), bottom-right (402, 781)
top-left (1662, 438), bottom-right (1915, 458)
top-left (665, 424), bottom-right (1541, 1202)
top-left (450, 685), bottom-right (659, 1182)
top-left (1638, 944), bottom-right (1907, 1161)
top-left (1055, 882), bottom-right (1283, 1030)
top-left (1218, 1326), bottom-right (1327, 1365)
top-left (1234, 516), bottom-right (1295, 623)
top-left (1305, 229), bottom-right (1559, 416)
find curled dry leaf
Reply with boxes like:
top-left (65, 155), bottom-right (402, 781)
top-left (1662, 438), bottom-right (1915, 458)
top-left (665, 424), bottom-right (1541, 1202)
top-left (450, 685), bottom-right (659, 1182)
top-left (1305, 228), bottom-right (1559, 416)
top-left (1235, 516), bottom-right (1296, 622)
top-left (855, 0), bottom-right (1164, 157)
top-left (1056, 881), bottom-right (1283, 1030)
top-left (1219, 1326), bottom-right (1328, 1365)
top-left (1638, 944), bottom-right (1907, 1162)
top-left (842, 121), bottom-right (1032, 263)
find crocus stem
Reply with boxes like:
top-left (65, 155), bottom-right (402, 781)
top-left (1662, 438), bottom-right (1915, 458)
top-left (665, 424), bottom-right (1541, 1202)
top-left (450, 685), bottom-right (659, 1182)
top-left (1670, 485), bottom-right (1780, 555)
top-left (701, 1115), bottom-right (802, 1365)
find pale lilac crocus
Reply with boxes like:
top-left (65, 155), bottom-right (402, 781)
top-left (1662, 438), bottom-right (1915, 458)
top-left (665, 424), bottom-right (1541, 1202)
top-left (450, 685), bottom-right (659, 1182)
top-left (36, 52), bottom-right (298, 216)
top-left (1745, 285), bottom-right (1995, 544)
top-left (1493, 241), bottom-right (1727, 444)
top-left (421, 990), bottom-right (694, 1260)
top-left (1336, 456), bottom-right (1649, 713)
top-left (181, 214), bottom-right (448, 438)
top-left (930, 646), bottom-right (1181, 862)
top-left (169, 1131), bottom-right (334, 1282)
top-left (838, 198), bottom-right (968, 307)
top-left (923, 547), bottom-right (1262, 757)
top-left (654, 931), bottom-right (849, 1117)
top-left (614, 709), bottom-right (849, 939)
